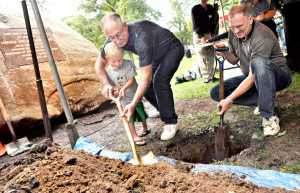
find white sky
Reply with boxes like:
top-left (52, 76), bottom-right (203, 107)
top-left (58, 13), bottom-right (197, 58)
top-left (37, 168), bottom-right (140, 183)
top-left (45, 0), bottom-right (84, 19)
top-left (146, 0), bottom-right (173, 27)
top-left (0, 0), bottom-right (83, 20)
top-left (0, 0), bottom-right (172, 27)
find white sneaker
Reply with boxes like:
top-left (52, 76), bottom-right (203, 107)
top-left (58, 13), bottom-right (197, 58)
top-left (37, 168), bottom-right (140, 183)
top-left (253, 106), bottom-right (260, 115)
top-left (262, 116), bottom-right (280, 136)
top-left (160, 124), bottom-right (178, 141)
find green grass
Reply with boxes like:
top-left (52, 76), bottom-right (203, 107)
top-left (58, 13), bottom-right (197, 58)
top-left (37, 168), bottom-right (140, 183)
top-left (172, 59), bottom-right (300, 100)
top-left (171, 55), bottom-right (218, 100)
top-left (135, 54), bottom-right (300, 100)
top-left (286, 73), bottom-right (300, 95)
top-left (280, 161), bottom-right (300, 174)
top-left (180, 109), bottom-right (220, 134)
top-left (133, 54), bottom-right (217, 100)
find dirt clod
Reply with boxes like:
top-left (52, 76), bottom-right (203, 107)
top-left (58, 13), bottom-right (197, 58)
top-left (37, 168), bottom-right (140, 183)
top-left (159, 180), bottom-right (167, 188)
top-left (125, 174), bottom-right (138, 189)
top-left (28, 176), bottom-right (39, 189)
top-left (62, 155), bottom-right (77, 165)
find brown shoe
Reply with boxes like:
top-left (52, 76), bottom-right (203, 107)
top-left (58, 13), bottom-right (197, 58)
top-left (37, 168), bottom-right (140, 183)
top-left (138, 129), bottom-right (151, 137)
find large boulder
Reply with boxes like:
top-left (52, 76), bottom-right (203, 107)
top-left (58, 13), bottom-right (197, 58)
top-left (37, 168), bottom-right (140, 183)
top-left (0, 13), bottom-right (107, 133)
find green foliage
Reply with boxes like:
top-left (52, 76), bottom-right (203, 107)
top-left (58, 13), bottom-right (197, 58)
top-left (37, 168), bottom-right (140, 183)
top-left (64, 0), bottom-right (161, 48)
top-left (64, 16), bottom-right (104, 48)
top-left (84, 0), bottom-right (161, 21)
top-left (220, 0), bottom-right (240, 12)
top-left (167, 0), bottom-right (241, 45)
top-left (168, 0), bottom-right (193, 45)
top-left (63, 0), bottom-right (241, 48)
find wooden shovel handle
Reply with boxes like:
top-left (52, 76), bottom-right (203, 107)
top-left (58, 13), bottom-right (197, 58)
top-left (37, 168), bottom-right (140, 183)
top-left (0, 99), bottom-right (10, 121)
top-left (110, 95), bottom-right (141, 164)
top-left (218, 57), bottom-right (225, 124)
top-left (0, 99), bottom-right (17, 141)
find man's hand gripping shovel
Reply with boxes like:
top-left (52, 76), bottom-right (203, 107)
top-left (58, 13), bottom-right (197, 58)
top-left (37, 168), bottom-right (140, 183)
top-left (109, 92), bottom-right (157, 165)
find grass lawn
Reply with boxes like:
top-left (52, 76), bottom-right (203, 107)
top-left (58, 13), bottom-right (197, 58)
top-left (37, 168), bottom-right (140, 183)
top-left (172, 56), bottom-right (300, 100)
top-left (286, 73), bottom-right (300, 95)
top-left (171, 55), bottom-right (218, 100)
top-left (135, 53), bottom-right (300, 100)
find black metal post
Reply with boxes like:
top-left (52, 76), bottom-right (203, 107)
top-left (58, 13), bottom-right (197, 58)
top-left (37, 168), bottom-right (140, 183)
top-left (29, 0), bottom-right (79, 148)
top-left (21, 0), bottom-right (53, 141)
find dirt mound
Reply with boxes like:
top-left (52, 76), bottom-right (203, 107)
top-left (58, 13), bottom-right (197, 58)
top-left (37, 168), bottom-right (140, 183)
top-left (0, 142), bottom-right (295, 193)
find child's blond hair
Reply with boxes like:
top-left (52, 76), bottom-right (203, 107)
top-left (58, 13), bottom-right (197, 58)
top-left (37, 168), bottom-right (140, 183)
top-left (104, 42), bottom-right (123, 59)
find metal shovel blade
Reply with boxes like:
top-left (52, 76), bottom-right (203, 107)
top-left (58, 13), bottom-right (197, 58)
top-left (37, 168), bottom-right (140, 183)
top-left (6, 137), bottom-right (32, 157)
top-left (128, 151), bottom-right (158, 165)
top-left (214, 57), bottom-right (228, 161)
top-left (0, 99), bottom-right (32, 156)
top-left (214, 122), bottom-right (228, 160)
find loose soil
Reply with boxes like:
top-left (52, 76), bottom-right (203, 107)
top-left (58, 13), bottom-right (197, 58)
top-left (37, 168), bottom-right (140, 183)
top-left (1, 90), bottom-right (300, 192)
top-left (0, 142), bottom-right (297, 193)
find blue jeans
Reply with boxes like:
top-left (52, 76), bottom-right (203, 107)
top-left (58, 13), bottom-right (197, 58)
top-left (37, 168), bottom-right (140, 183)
top-left (277, 25), bottom-right (287, 52)
top-left (210, 57), bottom-right (292, 118)
top-left (144, 41), bottom-right (184, 124)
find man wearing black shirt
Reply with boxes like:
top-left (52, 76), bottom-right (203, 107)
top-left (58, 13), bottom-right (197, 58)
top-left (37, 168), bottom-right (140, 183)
top-left (191, 0), bottom-right (219, 83)
top-left (95, 13), bottom-right (184, 141)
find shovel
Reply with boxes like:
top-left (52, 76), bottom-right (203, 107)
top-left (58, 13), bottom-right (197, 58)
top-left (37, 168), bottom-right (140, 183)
top-left (0, 141), bottom-right (6, 156)
top-left (214, 56), bottom-right (228, 160)
top-left (0, 99), bottom-right (32, 156)
top-left (110, 94), bottom-right (157, 165)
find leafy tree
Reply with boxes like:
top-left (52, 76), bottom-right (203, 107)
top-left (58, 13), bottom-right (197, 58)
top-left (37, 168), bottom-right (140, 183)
top-left (64, 16), bottom-right (103, 47)
top-left (64, 0), bottom-right (161, 48)
top-left (167, 0), bottom-right (235, 45)
top-left (168, 0), bottom-right (193, 45)
top-left (177, 0), bottom-right (196, 17)
top-left (220, 0), bottom-right (240, 12)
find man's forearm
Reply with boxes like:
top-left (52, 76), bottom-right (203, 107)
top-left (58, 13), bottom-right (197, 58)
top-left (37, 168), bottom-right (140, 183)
top-left (224, 52), bottom-right (239, 65)
top-left (227, 74), bottom-right (254, 101)
top-left (95, 54), bottom-right (110, 86)
top-left (131, 78), bottom-right (150, 106)
top-left (131, 65), bottom-right (152, 106)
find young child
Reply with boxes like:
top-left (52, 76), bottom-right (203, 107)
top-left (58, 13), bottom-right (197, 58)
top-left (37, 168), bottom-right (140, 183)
top-left (104, 42), bottom-right (149, 145)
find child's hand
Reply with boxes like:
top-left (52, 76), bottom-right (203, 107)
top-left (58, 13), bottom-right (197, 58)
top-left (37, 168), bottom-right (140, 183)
top-left (102, 84), bottom-right (113, 98)
top-left (119, 87), bottom-right (126, 98)
top-left (112, 88), bottom-right (120, 97)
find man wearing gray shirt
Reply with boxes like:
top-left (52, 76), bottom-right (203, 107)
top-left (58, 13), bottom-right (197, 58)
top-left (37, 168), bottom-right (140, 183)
top-left (210, 5), bottom-right (291, 136)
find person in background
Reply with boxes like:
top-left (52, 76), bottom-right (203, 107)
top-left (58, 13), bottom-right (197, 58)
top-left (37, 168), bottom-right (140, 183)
top-left (240, 0), bottom-right (278, 37)
top-left (274, 12), bottom-right (287, 53)
top-left (191, 0), bottom-right (219, 83)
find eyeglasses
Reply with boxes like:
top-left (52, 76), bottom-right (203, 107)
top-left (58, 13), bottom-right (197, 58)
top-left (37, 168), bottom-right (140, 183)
top-left (108, 25), bottom-right (124, 41)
